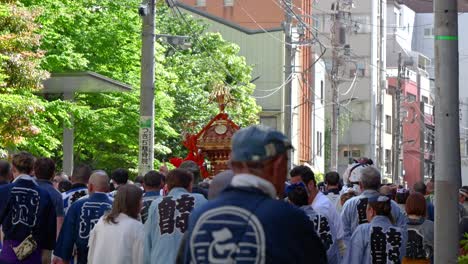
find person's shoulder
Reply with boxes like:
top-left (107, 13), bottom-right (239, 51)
top-left (341, 195), bottom-right (360, 210)
top-left (123, 215), bottom-right (144, 231)
top-left (0, 183), bottom-right (12, 192)
top-left (43, 185), bottom-right (62, 199)
top-left (260, 199), bottom-right (309, 221)
top-left (191, 192), bottom-right (207, 202)
top-left (355, 222), bottom-right (371, 233)
top-left (68, 197), bottom-right (87, 211)
top-left (422, 219), bottom-right (434, 228)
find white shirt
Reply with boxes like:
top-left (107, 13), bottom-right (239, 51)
top-left (88, 213), bottom-right (144, 264)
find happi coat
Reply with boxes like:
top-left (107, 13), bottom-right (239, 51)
top-left (404, 217), bottom-right (433, 262)
top-left (341, 190), bottom-right (407, 244)
top-left (55, 192), bottom-right (113, 264)
top-left (140, 191), bottom-right (160, 224)
top-left (311, 191), bottom-right (343, 264)
top-left (143, 187), bottom-right (207, 264)
top-left (182, 174), bottom-right (328, 264)
top-left (346, 215), bottom-right (407, 264)
top-left (0, 175), bottom-right (56, 263)
top-left (62, 183), bottom-right (88, 214)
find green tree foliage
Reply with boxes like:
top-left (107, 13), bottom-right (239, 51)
top-left (3, 0), bottom-right (259, 172)
top-left (0, 1), bottom-right (71, 159)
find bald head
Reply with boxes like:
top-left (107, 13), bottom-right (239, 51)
top-left (88, 170), bottom-right (110, 193)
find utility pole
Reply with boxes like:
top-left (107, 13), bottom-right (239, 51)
top-left (392, 53), bottom-right (402, 184)
top-left (376, 0), bottom-right (386, 170)
top-left (138, 0), bottom-right (156, 176)
top-left (283, 0), bottom-right (293, 168)
top-left (434, 0), bottom-right (460, 261)
top-left (330, 2), bottom-right (344, 171)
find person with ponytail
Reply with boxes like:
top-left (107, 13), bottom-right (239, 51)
top-left (345, 195), bottom-right (407, 263)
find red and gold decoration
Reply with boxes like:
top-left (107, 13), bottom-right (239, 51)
top-left (169, 84), bottom-right (239, 178)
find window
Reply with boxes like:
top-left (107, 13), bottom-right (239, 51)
top-left (344, 149), bottom-right (361, 158)
top-left (224, 0), bottom-right (234, 6)
top-left (407, 93), bottom-right (417, 102)
top-left (316, 132), bottom-right (323, 157)
top-left (320, 80), bottom-right (324, 105)
top-left (353, 15), bottom-right (371, 33)
top-left (385, 149), bottom-right (392, 174)
top-left (196, 0), bottom-right (206, 6)
top-left (350, 64), bottom-right (366, 77)
top-left (424, 27), bottom-right (434, 38)
top-left (422, 96), bottom-right (429, 104)
top-left (352, 150), bottom-right (361, 157)
top-left (313, 15), bottom-right (321, 31)
top-left (385, 115), bottom-right (392, 134)
top-left (418, 55), bottom-right (430, 71)
top-left (260, 116), bottom-right (277, 130)
top-left (394, 8), bottom-right (400, 27)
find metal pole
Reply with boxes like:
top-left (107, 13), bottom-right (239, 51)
top-left (331, 76), bottom-right (339, 171)
top-left (392, 53), bottom-right (402, 184)
top-left (283, 0), bottom-right (293, 168)
top-left (138, 0), bottom-right (155, 176)
top-left (434, 0), bottom-right (460, 261)
top-left (63, 92), bottom-right (74, 177)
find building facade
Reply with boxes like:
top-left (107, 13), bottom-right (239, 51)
top-left (313, 0), bottom-right (393, 178)
top-left (388, 68), bottom-right (434, 188)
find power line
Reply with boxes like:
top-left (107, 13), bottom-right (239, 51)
top-left (237, 0), bottom-right (296, 46)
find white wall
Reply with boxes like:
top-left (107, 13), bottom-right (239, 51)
top-left (313, 56), bottom-right (326, 173)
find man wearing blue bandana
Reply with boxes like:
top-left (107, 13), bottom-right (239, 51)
top-left (54, 170), bottom-right (112, 264)
top-left (0, 152), bottom-right (56, 264)
top-left (181, 125), bottom-right (327, 264)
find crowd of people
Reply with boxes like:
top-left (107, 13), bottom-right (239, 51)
top-left (0, 125), bottom-right (465, 263)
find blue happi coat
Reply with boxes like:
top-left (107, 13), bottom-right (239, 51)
top-left (143, 187), bottom-right (207, 264)
top-left (55, 192), bottom-right (113, 264)
top-left (141, 191), bottom-right (160, 224)
top-left (62, 184), bottom-right (89, 214)
top-left (0, 176), bottom-right (57, 254)
top-left (341, 190), bottom-right (407, 244)
top-left (345, 215), bottom-right (407, 264)
top-left (182, 184), bottom-right (328, 264)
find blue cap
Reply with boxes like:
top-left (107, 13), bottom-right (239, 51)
top-left (231, 125), bottom-right (293, 162)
